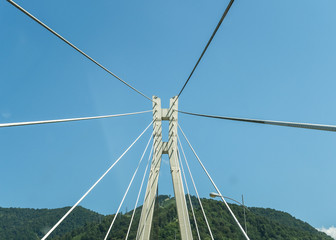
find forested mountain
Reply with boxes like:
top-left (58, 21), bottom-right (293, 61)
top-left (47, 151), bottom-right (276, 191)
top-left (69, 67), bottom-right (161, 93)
top-left (0, 206), bottom-right (102, 239)
top-left (0, 196), bottom-right (332, 240)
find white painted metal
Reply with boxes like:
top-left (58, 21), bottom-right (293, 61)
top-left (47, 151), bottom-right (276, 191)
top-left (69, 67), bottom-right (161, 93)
top-left (137, 96), bottom-right (193, 240)
top-left (137, 96), bottom-right (164, 240)
top-left (168, 96), bottom-right (193, 240)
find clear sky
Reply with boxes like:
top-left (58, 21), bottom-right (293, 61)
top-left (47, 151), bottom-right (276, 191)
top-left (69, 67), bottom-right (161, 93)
top-left (1, 0), bottom-right (336, 232)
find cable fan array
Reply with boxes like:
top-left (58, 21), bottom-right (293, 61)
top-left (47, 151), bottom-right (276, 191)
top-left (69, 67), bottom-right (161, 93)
top-left (3, 0), bottom-right (335, 239)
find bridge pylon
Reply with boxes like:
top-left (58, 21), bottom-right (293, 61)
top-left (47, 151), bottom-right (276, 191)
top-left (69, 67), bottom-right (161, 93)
top-left (136, 96), bottom-right (193, 240)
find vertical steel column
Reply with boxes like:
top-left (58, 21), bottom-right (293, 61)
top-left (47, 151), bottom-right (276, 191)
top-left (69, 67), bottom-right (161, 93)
top-left (168, 96), bottom-right (193, 240)
top-left (137, 96), bottom-right (163, 240)
top-left (137, 96), bottom-right (193, 240)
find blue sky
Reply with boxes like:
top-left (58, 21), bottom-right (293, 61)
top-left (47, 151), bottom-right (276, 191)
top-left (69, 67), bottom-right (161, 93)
top-left (1, 0), bottom-right (336, 232)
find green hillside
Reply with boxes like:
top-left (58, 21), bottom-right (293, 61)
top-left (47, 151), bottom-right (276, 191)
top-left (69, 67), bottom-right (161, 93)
top-left (55, 195), bottom-right (331, 240)
top-left (0, 206), bottom-right (102, 240)
top-left (0, 196), bottom-right (332, 240)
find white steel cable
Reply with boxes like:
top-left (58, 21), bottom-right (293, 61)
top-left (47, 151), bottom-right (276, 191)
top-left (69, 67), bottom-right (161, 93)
top-left (104, 134), bottom-right (153, 240)
top-left (178, 124), bottom-right (250, 240)
top-left (125, 143), bottom-right (154, 240)
top-left (178, 136), bottom-right (214, 240)
top-left (0, 110), bottom-right (151, 128)
top-left (165, 0), bottom-right (235, 116)
top-left (179, 110), bottom-right (336, 133)
top-left (175, 0), bottom-right (235, 99)
top-left (177, 147), bottom-right (201, 240)
top-left (41, 121), bottom-right (153, 240)
top-left (7, 0), bottom-right (153, 102)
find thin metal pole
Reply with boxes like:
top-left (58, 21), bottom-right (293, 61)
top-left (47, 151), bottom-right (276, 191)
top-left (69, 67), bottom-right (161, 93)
top-left (210, 192), bottom-right (249, 210)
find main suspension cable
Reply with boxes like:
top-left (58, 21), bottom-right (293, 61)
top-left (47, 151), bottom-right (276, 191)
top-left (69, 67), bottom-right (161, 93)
top-left (0, 110), bottom-right (151, 128)
top-left (179, 110), bottom-right (336, 132)
top-left (7, 0), bottom-right (153, 102)
top-left (178, 124), bottom-right (250, 240)
top-left (178, 136), bottom-right (214, 240)
top-left (41, 121), bottom-right (153, 240)
top-left (176, 0), bottom-right (235, 100)
top-left (125, 143), bottom-right (154, 240)
top-left (104, 134), bottom-right (153, 240)
top-left (177, 146), bottom-right (201, 240)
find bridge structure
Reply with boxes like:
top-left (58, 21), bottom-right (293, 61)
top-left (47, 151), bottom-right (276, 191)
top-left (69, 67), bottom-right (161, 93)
top-left (3, 0), bottom-right (336, 239)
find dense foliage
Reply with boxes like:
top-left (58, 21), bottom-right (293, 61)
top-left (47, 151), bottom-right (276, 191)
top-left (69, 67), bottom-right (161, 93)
top-left (0, 196), bottom-right (332, 239)
top-left (0, 206), bottom-right (102, 240)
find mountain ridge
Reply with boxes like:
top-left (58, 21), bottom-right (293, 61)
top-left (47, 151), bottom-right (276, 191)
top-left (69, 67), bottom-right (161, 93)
top-left (0, 195), bottom-right (332, 240)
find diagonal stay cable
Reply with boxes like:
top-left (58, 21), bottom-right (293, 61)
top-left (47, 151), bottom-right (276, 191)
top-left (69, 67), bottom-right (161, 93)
top-left (125, 142), bottom-right (154, 240)
top-left (41, 121), bottom-right (153, 240)
top-left (7, 0), bottom-right (153, 102)
top-left (166, 0), bottom-right (235, 115)
top-left (177, 146), bottom-right (201, 240)
top-left (178, 136), bottom-right (214, 240)
top-left (0, 110), bottom-right (151, 128)
top-left (179, 110), bottom-right (336, 132)
top-left (104, 134), bottom-right (153, 240)
top-left (178, 123), bottom-right (250, 240)
top-left (176, 0), bottom-right (235, 100)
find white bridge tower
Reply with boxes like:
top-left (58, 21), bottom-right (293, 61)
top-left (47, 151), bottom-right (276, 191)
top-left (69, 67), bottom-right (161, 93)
top-left (136, 96), bottom-right (193, 240)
